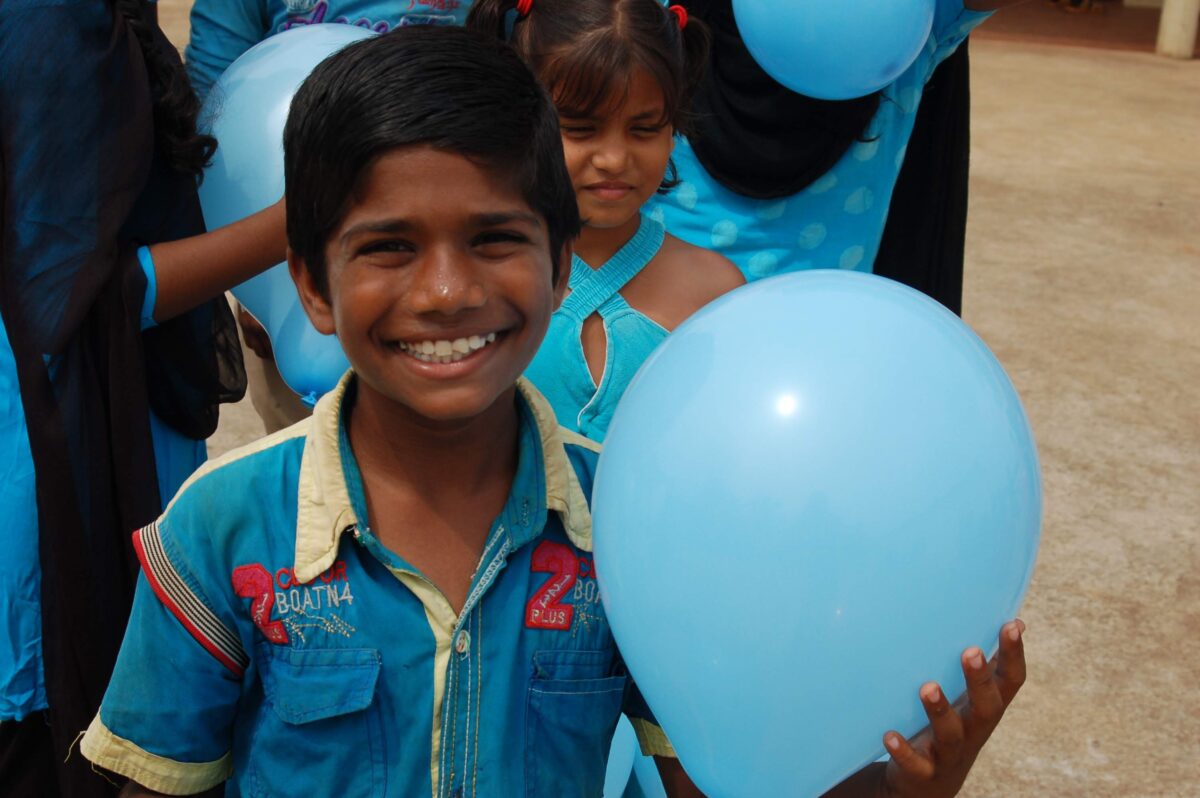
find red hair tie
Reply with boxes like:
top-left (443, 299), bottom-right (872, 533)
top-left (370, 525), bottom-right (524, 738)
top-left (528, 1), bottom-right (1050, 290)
top-left (516, 0), bottom-right (533, 17)
top-left (668, 4), bottom-right (688, 29)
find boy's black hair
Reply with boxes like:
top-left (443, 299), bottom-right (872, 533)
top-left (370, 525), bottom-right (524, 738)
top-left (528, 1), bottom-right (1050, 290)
top-left (284, 27), bottom-right (581, 297)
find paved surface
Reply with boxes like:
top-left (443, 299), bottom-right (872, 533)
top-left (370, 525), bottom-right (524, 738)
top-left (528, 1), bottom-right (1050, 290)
top-left (157, 6), bottom-right (1200, 795)
top-left (958, 39), bottom-right (1199, 797)
top-left (975, 1), bottom-right (1199, 56)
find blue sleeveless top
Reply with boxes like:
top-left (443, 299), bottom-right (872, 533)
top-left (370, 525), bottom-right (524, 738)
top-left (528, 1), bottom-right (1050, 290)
top-left (526, 215), bottom-right (668, 441)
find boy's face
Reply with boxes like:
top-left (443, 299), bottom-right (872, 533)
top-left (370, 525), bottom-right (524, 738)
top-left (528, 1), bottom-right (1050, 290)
top-left (291, 145), bottom-right (570, 423)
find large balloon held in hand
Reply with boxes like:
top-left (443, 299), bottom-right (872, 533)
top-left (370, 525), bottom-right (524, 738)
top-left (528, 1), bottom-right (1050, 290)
top-left (732, 0), bottom-right (935, 100)
top-left (593, 271), bottom-right (1041, 797)
top-left (199, 26), bottom-right (374, 404)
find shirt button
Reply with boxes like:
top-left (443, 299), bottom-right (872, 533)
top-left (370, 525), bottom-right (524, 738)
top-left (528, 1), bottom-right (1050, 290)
top-left (454, 629), bottom-right (470, 657)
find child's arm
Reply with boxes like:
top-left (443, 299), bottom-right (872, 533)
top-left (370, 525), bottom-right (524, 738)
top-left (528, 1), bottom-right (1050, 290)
top-left (146, 197), bottom-right (286, 323)
top-left (655, 756), bottom-right (708, 798)
top-left (81, 517), bottom-right (247, 795)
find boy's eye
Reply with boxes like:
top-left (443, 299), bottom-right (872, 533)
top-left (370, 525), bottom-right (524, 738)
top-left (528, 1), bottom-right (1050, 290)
top-left (474, 230), bottom-right (529, 255)
top-left (358, 239), bottom-right (412, 257)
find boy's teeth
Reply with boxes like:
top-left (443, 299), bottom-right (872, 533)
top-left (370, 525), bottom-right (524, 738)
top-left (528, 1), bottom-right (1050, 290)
top-left (398, 333), bottom-right (498, 364)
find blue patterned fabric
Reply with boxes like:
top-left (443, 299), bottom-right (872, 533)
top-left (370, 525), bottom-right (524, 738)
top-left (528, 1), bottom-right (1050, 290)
top-left (646, 0), bottom-right (991, 281)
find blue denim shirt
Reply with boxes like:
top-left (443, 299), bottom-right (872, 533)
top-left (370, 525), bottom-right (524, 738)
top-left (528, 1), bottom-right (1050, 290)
top-left (82, 374), bottom-right (668, 797)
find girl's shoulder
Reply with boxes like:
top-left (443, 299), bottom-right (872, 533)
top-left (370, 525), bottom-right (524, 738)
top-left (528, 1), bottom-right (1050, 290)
top-left (655, 232), bottom-right (746, 304)
top-left (625, 233), bottom-right (745, 331)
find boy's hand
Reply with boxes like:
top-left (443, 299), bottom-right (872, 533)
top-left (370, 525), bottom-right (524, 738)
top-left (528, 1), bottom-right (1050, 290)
top-left (881, 619), bottom-right (1026, 798)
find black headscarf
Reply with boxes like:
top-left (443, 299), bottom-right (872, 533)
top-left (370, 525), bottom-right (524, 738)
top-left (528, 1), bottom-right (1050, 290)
top-left (685, 0), bottom-right (972, 313)
top-left (875, 40), bottom-right (972, 316)
top-left (685, 0), bottom-right (882, 199)
top-left (0, 2), bottom-right (243, 793)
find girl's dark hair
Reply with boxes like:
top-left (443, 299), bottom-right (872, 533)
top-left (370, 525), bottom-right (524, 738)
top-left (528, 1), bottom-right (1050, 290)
top-left (284, 27), bottom-right (581, 299)
top-left (467, 0), bottom-right (710, 192)
top-left (114, 0), bottom-right (216, 178)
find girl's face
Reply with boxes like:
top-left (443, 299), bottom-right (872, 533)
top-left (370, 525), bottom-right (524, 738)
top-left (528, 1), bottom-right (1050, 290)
top-left (557, 68), bottom-right (674, 234)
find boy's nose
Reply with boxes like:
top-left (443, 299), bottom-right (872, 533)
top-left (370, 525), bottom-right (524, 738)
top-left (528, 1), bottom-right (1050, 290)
top-left (408, 250), bottom-right (486, 314)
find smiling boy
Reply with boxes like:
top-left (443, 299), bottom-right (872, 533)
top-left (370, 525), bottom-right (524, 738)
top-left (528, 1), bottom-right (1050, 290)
top-left (78, 27), bottom-right (689, 798)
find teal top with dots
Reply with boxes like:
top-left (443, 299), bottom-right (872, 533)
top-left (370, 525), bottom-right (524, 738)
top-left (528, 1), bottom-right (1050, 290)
top-left (646, 0), bottom-right (992, 281)
top-left (525, 214), bottom-right (668, 442)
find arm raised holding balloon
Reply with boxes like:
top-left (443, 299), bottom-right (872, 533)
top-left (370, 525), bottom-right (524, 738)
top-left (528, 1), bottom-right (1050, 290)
top-left (145, 196), bottom-right (286, 323)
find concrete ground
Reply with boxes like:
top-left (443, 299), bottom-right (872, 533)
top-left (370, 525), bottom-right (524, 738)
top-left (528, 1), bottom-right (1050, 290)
top-left (958, 40), bottom-right (1199, 797)
top-left (159, 6), bottom-right (1200, 796)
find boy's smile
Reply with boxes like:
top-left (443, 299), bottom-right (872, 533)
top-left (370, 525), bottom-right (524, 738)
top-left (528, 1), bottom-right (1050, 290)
top-left (292, 145), bottom-right (569, 425)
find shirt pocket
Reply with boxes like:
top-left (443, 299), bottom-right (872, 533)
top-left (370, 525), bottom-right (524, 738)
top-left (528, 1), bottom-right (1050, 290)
top-left (525, 649), bottom-right (626, 798)
top-left (246, 647), bottom-right (385, 798)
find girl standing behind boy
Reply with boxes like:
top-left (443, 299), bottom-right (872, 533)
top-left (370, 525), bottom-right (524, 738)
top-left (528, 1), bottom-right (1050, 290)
top-left (468, 0), bottom-right (744, 441)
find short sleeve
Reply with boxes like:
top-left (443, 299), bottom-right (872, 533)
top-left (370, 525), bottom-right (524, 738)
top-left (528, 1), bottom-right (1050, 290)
top-left (184, 0), bottom-right (270, 102)
top-left (622, 677), bottom-right (676, 758)
top-left (80, 519), bottom-right (247, 794)
top-left (137, 246), bottom-right (158, 330)
top-left (929, 0), bottom-right (993, 76)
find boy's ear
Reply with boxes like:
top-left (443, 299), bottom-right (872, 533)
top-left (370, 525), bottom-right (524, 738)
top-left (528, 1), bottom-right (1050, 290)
top-left (288, 248), bottom-right (337, 336)
top-left (552, 241), bottom-right (572, 310)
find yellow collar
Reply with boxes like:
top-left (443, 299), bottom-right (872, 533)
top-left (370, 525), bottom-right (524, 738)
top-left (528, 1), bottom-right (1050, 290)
top-left (292, 373), bottom-right (594, 582)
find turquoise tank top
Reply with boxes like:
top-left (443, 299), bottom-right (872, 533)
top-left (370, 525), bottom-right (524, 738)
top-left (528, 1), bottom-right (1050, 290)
top-left (526, 215), bottom-right (668, 441)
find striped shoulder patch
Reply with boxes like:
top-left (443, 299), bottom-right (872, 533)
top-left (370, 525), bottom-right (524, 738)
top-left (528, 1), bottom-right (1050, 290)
top-left (133, 522), bottom-right (249, 677)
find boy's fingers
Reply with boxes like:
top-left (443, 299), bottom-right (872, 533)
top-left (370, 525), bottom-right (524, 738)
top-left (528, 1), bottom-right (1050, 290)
top-left (920, 682), bottom-right (964, 763)
top-left (884, 731), bottom-right (935, 782)
top-left (994, 620), bottom-right (1027, 706)
top-left (962, 646), bottom-right (1005, 732)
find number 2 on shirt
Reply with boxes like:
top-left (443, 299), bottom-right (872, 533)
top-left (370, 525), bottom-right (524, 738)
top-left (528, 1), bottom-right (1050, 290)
top-left (233, 563), bottom-right (290, 644)
top-left (525, 541), bottom-right (578, 630)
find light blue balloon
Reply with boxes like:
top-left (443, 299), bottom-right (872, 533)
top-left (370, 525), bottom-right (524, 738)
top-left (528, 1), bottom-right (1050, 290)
top-left (630, 751), bottom-right (668, 798)
top-left (603, 716), bottom-right (638, 797)
top-left (199, 26), bottom-right (375, 404)
top-left (593, 271), bottom-right (1040, 798)
top-left (732, 0), bottom-right (935, 100)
